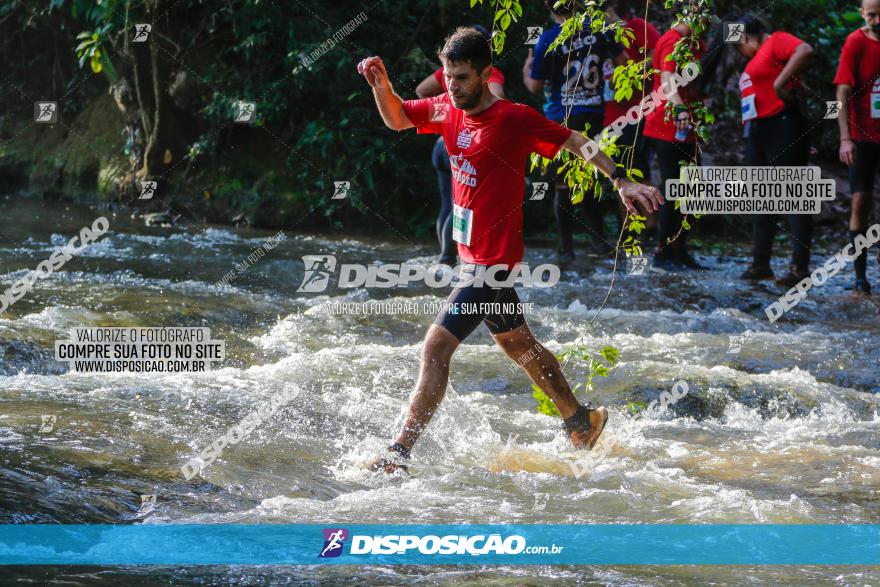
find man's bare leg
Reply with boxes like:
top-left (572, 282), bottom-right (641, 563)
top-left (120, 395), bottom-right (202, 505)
top-left (491, 321), bottom-right (607, 449)
top-left (367, 324), bottom-right (459, 472)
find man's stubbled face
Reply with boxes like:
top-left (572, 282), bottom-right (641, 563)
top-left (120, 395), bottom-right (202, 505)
top-left (443, 59), bottom-right (489, 110)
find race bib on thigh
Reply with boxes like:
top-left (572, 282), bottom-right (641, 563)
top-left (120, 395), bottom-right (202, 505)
top-left (452, 203), bottom-right (473, 246)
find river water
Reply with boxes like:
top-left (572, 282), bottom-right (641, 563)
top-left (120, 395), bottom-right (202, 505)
top-left (1, 196), bottom-right (878, 585)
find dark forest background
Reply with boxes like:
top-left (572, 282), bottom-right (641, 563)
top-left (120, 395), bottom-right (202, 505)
top-left (0, 0), bottom-right (863, 242)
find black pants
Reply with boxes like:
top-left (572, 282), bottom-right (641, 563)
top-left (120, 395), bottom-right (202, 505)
top-left (615, 122), bottom-right (652, 187)
top-left (745, 108), bottom-right (813, 270)
top-left (552, 111), bottom-right (607, 254)
top-left (650, 137), bottom-right (698, 258)
top-left (848, 140), bottom-right (880, 279)
top-left (432, 137), bottom-right (456, 265)
top-left (849, 140), bottom-right (880, 194)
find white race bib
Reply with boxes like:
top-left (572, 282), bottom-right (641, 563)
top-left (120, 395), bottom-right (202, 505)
top-left (452, 203), bottom-right (473, 246)
top-left (602, 59), bottom-right (615, 102)
top-left (871, 92), bottom-right (880, 119)
top-left (603, 81), bottom-right (615, 103)
top-left (741, 93), bottom-right (758, 122)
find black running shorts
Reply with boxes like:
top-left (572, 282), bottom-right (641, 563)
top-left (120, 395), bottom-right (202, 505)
top-left (849, 140), bottom-right (880, 194)
top-left (433, 264), bottom-right (526, 342)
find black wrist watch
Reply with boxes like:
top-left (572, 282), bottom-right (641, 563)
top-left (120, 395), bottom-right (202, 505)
top-left (611, 167), bottom-right (627, 188)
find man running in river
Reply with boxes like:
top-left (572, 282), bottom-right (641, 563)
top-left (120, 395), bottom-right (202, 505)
top-left (356, 27), bottom-right (663, 473)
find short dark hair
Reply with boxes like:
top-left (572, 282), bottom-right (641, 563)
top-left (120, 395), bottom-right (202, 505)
top-left (738, 12), bottom-right (770, 36)
top-left (544, 0), bottom-right (586, 17)
top-left (438, 26), bottom-right (492, 74)
top-left (613, 0), bottom-right (632, 17)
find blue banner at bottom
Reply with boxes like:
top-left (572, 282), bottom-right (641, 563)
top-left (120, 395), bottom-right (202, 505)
top-left (0, 524), bottom-right (877, 565)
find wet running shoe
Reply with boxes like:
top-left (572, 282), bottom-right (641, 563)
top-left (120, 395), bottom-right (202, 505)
top-left (556, 249), bottom-right (575, 266)
top-left (673, 252), bottom-right (706, 270)
top-left (564, 405), bottom-right (608, 450)
top-left (852, 278), bottom-right (872, 297)
top-left (740, 264), bottom-right (774, 280)
top-left (775, 265), bottom-right (809, 288)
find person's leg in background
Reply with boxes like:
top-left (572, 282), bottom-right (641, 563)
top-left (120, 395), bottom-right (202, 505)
top-left (765, 110), bottom-right (813, 287)
top-left (580, 111), bottom-right (612, 253)
top-left (741, 118), bottom-right (777, 280)
top-left (612, 123), bottom-right (655, 243)
top-left (431, 137), bottom-right (457, 266)
top-left (553, 157), bottom-right (578, 264)
top-left (553, 113), bottom-right (586, 264)
top-left (650, 137), bottom-right (697, 268)
top-left (846, 141), bottom-right (879, 296)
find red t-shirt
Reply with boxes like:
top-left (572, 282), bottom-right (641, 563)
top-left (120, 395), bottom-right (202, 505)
top-left (739, 31), bottom-right (804, 121)
top-left (433, 66), bottom-right (506, 92)
top-left (603, 17), bottom-right (661, 126)
top-left (402, 93), bottom-right (570, 267)
top-left (833, 29), bottom-right (880, 142)
top-left (643, 29), bottom-right (705, 143)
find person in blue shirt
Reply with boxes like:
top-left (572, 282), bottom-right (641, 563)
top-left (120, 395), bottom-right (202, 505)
top-left (524, 0), bottom-right (625, 264)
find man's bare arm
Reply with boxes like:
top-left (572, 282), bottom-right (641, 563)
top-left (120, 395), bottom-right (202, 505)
top-left (561, 130), bottom-right (664, 215)
top-left (357, 56), bottom-right (414, 131)
top-left (836, 84), bottom-right (855, 166)
top-left (522, 48), bottom-right (545, 95)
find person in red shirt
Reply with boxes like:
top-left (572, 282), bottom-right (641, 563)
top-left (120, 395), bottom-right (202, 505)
top-left (834, 0), bottom-right (880, 296)
top-left (602, 0), bottom-right (661, 236)
top-left (733, 14), bottom-right (814, 287)
top-left (643, 19), bottom-right (709, 270)
top-left (415, 25), bottom-right (506, 269)
top-left (356, 27), bottom-right (663, 473)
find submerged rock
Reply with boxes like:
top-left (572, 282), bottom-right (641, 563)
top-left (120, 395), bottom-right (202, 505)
top-left (143, 212), bottom-right (174, 227)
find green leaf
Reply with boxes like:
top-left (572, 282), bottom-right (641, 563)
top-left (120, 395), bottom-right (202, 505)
top-left (492, 30), bottom-right (505, 54)
top-left (600, 346), bottom-right (620, 365)
top-left (624, 400), bottom-right (647, 415)
top-left (531, 385), bottom-right (560, 417)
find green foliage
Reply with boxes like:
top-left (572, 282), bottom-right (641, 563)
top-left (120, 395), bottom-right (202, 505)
top-left (75, 26), bottom-right (117, 82)
top-left (531, 385), bottom-right (560, 417)
top-left (623, 400), bottom-right (647, 415)
top-left (469, 0), bottom-right (523, 54)
top-left (5, 0), bottom-right (861, 236)
top-left (531, 344), bottom-right (620, 417)
top-left (612, 57), bottom-right (651, 103)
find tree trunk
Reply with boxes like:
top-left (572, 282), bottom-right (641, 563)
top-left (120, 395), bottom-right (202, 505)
top-left (135, 0), bottom-right (167, 184)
